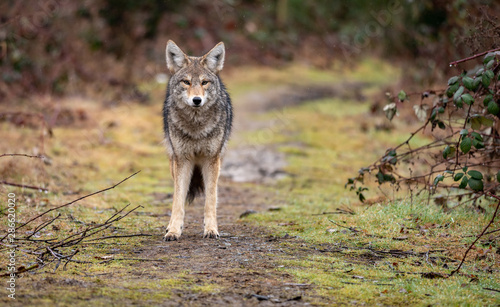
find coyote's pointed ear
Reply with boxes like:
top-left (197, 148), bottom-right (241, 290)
top-left (201, 42), bottom-right (225, 74)
top-left (166, 40), bottom-right (189, 74)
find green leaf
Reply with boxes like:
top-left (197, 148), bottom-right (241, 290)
top-left (398, 90), bottom-right (407, 102)
top-left (467, 170), bottom-right (483, 180)
top-left (470, 132), bottom-right (483, 141)
top-left (461, 93), bottom-right (474, 105)
top-left (479, 116), bottom-right (493, 127)
top-left (376, 172), bottom-right (384, 184)
top-left (482, 74), bottom-right (491, 87)
top-left (485, 70), bottom-right (495, 80)
top-left (460, 137), bottom-right (472, 154)
top-left (438, 106), bottom-right (445, 114)
top-left (497, 170), bottom-right (500, 183)
top-left (459, 176), bottom-right (468, 189)
top-left (462, 77), bottom-right (476, 91)
top-left (443, 145), bottom-right (450, 158)
top-left (484, 53), bottom-right (495, 64)
top-left (487, 101), bottom-right (499, 115)
top-left (437, 121), bottom-right (446, 130)
top-left (474, 141), bottom-right (484, 149)
top-left (430, 108), bottom-right (437, 121)
top-left (454, 172), bottom-right (464, 181)
top-left (447, 76), bottom-right (459, 85)
top-left (453, 86), bottom-right (465, 102)
top-left (486, 59), bottom-right (495, 69)
top-left (460, 129), bottom-right (469, 136)
top-left (483, 94), bottom-right (493, 107)
top-left (443, 145), bottom-right (455, 159)
top-left (446, 83), bottom-right (460, 98)
top-left (462, 166), bottom-right (468, 172)
top-left (470, 117), bottom-right (481, 130)
top-left (476, 68), bottom-right (484, 77)
top-left (434, 174), bottom-right (444, 186)
top-left (383, 174), bottom-right (395, 183)
top-left (473, 77), bottom-right (482, 90)
top-left (468, 178), bottom-right (484, 191)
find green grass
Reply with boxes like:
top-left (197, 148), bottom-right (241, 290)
top-left (234, 60), bottom-right (499, 305)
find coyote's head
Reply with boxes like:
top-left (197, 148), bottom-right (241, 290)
top-left (166, 41), bottom-right (225, 108)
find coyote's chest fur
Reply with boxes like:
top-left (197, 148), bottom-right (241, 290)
top-left (166, 101), bottom-right (227, 158)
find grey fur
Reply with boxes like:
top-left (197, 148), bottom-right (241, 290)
top-left (163, 42), bottom-right (233, 203)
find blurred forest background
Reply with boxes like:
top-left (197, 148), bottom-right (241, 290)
top-left (1, 0), bottom-right (499, 101)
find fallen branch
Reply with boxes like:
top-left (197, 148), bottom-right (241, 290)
top-left (0, 153), bottom-right (44, 159)
top-left (16, 204), bottom-right (144, 274)
top-left (15, 170), bottom-right (140, 233)
top-left (82, 233), bottom-right (152, 243)
top-left (25, 213), bottom-right (61, 240)
top-left (329, 219), bottom-right (360, 233)
top-left (97, 257), bottom-right (165, 264)
top-left (483, 287), bottom-right (500, 293)
top-left (39, 204), bottom-right (142, 251)
top-left (0, 180), bottom-right (48, 192)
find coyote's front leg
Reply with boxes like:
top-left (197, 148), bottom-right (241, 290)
top-left (164, 158), bottom-right (193, 241)
top-left (202, 156), bottom-right (221, 238)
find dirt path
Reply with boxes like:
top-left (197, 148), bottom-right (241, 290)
top-left (121, 85), bottom-right (353, 305)
top-left (132, 184), bottom-right (321, 306)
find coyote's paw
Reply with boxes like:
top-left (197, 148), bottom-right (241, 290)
top-left (164, 230), bottom-right (181, 241)
top-left (203, 228), bottom-right (219, 239)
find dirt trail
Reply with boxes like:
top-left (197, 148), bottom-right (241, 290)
top-left (132, 184), bottom-right (321, 306)
top-left (124, 85), bottom-right (350, 305)
top-left (129, 86), bottom-right (349, 305)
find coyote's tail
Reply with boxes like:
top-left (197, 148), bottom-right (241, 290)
top-left (186, 165), bottom-right (204, 204)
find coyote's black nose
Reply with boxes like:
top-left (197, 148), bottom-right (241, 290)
top-left (192, 97), bottom-right (202, 106)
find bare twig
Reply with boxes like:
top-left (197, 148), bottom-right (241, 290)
top-left (0, 153), bottom-right (44, 159)
top-left (82, 233), bottom-right (152, 243)
top-left (14, 171), bottom-right (140, 233)
top-left (483, 287), bottom-right (500, 293)
top-left (450, 194), bottom-right (500, 276)
top-left (329, 219), bottom-right (360, 233)
top-left (0, 180), bottom-right (48, 192)
top-left (25, 213), bottom-right (61, 240)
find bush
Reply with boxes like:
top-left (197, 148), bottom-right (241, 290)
top-left (347, 50), bottom-right (500, 206)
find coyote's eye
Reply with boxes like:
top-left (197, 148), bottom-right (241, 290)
top-left (201, 81), bottom-right (209, 85)
top-left (182, 80), bottom-right (191, 85)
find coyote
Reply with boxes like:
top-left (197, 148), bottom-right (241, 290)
top-left (162, 41), bottom-right (233, 241)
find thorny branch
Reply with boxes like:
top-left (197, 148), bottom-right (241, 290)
top-left (449, 47), bottom-right (500, 66)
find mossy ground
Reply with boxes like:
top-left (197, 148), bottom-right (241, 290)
top-left (1, 60), bottom-right (498, 306)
